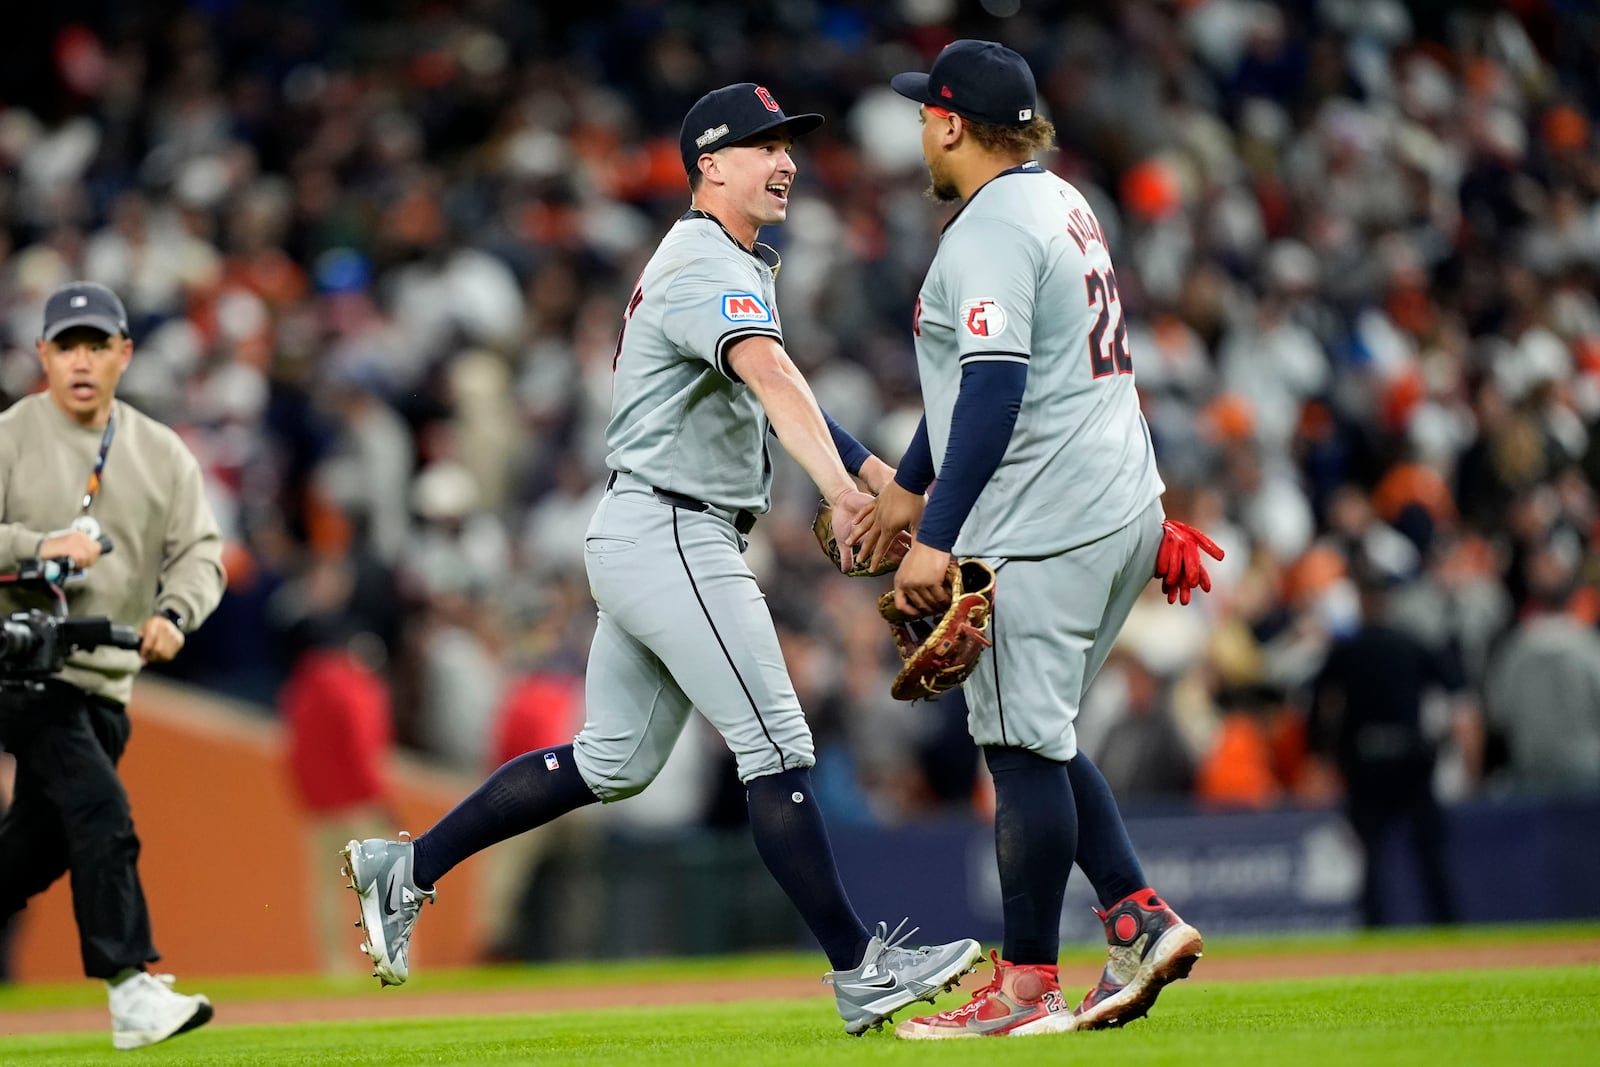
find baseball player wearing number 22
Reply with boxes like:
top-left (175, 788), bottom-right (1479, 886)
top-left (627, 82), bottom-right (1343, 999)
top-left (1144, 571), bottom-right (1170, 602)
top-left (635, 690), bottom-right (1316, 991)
top-left (339, 83), bottom-right (983, 1036)
top-left (853, 41), bottom-right (1218, 1039)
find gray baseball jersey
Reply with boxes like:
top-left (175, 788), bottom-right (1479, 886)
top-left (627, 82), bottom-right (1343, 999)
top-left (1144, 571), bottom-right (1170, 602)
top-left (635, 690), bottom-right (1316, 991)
top-left (913, 163), bottom-right (1164, 557)
top-left (574, 211), bottom-right (816, 799)
top-left (913, 164), bottom-right (1169, 760)
top-left (605, 212), bottom-right (783, 513)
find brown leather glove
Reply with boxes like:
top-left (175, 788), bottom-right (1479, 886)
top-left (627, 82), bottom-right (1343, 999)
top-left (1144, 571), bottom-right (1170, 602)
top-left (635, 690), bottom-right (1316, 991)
top-left (878, 559), bottom-right (995, 701)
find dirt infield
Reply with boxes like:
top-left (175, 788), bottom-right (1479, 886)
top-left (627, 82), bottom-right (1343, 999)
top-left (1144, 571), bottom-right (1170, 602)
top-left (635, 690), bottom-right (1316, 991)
top-left (6, 939), bottom-right (1597, 1037)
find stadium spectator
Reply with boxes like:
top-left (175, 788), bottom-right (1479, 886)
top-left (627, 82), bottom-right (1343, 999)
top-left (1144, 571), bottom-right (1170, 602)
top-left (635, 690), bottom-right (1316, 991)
top-left (1308, 564), bottom-right (1470, 926)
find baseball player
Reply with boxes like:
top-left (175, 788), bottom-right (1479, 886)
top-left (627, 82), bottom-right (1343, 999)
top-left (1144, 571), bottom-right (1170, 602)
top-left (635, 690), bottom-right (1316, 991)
top-left (852, 42), bottom-right (1214, 1038)
top-left (341, 83), bottom-right (982, 1036)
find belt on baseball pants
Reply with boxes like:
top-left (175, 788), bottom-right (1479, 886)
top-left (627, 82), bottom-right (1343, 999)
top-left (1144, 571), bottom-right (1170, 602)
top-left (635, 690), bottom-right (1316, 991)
top-left (606, 470), bottom-right (758, 535)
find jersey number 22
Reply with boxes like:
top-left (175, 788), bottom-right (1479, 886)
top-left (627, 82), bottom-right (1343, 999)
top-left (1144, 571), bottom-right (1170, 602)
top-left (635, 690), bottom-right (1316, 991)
top-left (1085, 267), bottom-right (1132, 378)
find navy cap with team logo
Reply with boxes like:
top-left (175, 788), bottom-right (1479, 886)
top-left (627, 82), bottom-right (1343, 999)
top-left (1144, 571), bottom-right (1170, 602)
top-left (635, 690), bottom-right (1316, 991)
top-left (679, 83), bottom-right (825, 174)
top-left (891, 39), bottom-right (1038, 129)
top-left (40, 281), bottom-right (130, 341)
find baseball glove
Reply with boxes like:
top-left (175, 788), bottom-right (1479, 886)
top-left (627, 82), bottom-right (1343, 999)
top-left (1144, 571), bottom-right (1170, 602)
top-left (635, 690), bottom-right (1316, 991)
top-left (878, 559), bottom-right (996, 701)
top-left (813, 499), bottom-right (913, 577)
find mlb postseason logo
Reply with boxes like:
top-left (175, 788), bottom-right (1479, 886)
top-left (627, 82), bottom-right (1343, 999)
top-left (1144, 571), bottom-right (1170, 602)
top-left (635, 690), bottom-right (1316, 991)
top-left (544, 752), bottom-right (561, 771)
top-left (695, 123), bottom-right (729, 148)
top-left (721, 292), bottom-right (772, 323)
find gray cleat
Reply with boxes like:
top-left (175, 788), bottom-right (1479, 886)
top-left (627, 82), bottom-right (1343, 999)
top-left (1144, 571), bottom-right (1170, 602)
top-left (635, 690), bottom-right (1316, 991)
top-left (340, 835), bottom-right (436, 986)
top-left (825, 919), bottom-right (984, 1035)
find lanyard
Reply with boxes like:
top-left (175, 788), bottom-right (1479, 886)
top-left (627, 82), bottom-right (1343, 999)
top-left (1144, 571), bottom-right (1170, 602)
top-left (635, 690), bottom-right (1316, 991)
top-left (80, 407), bottom-right (116, 514)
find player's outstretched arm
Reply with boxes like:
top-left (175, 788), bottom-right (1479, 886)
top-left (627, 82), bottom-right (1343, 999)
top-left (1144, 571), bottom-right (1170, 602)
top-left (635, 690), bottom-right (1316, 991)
top-left (856, 416), bottom-right (934, 570)
top-left (817, 407), bottom-right (895, 494)
top-left (729, 336), bottom-right (872, 571)
top-left (856, 455), bottom-right (896, 495)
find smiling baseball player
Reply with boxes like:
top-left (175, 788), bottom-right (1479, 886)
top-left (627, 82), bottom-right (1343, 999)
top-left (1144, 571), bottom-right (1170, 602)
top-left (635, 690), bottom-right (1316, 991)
top-left (852, 41), bottom-right (1215, 1038)
top-left (340, 82), bottom-right (981, 1036)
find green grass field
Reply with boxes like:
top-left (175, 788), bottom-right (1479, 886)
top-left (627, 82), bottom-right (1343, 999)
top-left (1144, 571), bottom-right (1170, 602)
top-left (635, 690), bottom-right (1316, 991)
top-left (3, 926), bottom-right (1598, 1066)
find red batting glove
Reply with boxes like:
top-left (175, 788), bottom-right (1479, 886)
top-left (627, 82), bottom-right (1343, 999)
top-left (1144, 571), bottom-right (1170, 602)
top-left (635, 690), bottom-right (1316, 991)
top-left (1155, 520), bottom-right (1225, 605)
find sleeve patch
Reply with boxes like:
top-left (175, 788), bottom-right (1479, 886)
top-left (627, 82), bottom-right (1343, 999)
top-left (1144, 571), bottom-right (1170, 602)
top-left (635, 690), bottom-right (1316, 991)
top-left (721, 293), bottom-right (773, 322)
top-left (960, 299), bottom-right (1008, 338)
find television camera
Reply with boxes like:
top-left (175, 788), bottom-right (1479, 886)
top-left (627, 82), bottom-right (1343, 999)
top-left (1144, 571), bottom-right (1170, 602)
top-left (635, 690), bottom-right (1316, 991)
top-left (0, 555), bottom-right (141, 686)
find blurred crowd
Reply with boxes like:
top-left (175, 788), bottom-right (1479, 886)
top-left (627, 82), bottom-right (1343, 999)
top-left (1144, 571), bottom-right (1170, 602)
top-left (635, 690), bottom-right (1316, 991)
top-left (2, 0), bottom-right (1598, 834)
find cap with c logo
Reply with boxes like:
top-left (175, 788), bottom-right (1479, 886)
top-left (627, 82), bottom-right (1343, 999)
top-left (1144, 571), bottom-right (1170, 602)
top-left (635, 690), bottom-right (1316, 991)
top-left (679, 83), bottom-right (825, 173)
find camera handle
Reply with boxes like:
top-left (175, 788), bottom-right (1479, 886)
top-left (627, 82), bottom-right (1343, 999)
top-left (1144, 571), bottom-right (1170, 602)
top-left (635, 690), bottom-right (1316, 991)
top-left (29, 536), bottom-right (110, 589)
top-left (57, 617), bottom-right (145, 652)
top-left (109, 624), bottom-right (142, 650)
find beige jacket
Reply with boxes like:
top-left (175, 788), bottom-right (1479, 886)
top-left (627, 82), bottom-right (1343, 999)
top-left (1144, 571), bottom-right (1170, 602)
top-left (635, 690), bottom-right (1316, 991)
top-left (0, 394), bottom-right (225, 704)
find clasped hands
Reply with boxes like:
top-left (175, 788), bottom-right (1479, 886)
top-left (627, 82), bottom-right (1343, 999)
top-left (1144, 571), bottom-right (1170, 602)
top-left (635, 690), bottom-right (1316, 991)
top-left (843, 483), bottom-right (1225, 613)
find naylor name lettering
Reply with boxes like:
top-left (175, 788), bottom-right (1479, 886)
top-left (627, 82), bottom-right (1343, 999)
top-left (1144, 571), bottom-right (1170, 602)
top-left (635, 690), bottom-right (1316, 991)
top-left (1063, 204), bottom-right (1108, 256)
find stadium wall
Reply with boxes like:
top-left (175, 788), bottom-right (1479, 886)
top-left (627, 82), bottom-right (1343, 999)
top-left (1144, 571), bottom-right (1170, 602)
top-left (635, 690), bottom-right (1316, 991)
top-left (10, 679), bottom-right (488, 981)
top-left (11, 683), bottom-right (1599, 977)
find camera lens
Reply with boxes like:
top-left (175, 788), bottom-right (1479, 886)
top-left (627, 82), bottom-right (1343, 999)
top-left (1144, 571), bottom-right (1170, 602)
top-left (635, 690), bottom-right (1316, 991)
top-left (0, 618), bottom-right (40, 662)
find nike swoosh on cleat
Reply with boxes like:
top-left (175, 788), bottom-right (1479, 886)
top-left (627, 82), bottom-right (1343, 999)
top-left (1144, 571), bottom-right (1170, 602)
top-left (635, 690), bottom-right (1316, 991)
top-left (382, 871), bottom-right (402, 918)
top-left (846, 975), bottom-right (900, 991)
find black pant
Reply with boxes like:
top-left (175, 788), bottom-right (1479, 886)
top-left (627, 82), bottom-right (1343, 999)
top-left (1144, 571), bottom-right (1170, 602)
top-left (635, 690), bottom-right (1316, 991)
top-left (1347, 770), bottom-right (1458, 928)
top-left (0, 680), bottom-right (157, 979)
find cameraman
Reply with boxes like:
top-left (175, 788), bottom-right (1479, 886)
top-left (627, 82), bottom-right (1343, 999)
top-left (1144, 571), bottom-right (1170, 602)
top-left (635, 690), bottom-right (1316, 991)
top-left (0, 282), bottom-right (224, 1050)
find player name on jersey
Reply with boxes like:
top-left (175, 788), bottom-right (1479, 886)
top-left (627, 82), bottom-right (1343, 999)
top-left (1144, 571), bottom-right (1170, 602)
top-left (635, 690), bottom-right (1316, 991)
top-left (1063, 203), bottom-right (1108, 256)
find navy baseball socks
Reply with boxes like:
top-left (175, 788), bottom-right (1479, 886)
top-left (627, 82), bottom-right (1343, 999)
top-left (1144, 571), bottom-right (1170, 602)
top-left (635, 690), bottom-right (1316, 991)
top-left (747, 768), bottom-right (983, 1034)
top-left (901, 747), bottom-right (1201, 1036)
top-left (412, 743), bottom-right (598, 888)
top-left (893, 748), bottom-right (1080, 1039)
top-left (984, 746), bottom-right (1077, 965)
top-left (342, 744), bottom-right (598, 985)
top-left (1067, 750), bottom-right (1148, 908)
top-left (745, 768), bottom-right (869, 969)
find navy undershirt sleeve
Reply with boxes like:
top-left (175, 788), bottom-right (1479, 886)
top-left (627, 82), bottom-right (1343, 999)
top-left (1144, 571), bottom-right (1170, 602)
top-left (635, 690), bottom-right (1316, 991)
top-left (916, 361), bottom-right (1029, 552)
top-left (893, 416), bottom-right (936, 494)
top-left (818, 408), bottom-right (871, 477)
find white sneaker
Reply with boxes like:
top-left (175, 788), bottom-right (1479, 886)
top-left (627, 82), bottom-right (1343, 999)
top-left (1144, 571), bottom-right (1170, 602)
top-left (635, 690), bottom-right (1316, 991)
top-left (107, 971), bottom-right (213, 1050)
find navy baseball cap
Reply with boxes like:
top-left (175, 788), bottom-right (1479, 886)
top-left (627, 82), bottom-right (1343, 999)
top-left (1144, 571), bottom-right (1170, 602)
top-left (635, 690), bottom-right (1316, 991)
top-left (41, 281), bottom-right (130, 341)
top-left (679, 83), bottom-right (824, 173)
top-left (891, 39), bottom-right (1037, 129)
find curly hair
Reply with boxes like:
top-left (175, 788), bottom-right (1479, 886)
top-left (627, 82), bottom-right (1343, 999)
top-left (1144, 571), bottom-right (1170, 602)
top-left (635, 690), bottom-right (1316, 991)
top-left (964, 114), bottom-right (1057, 157)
